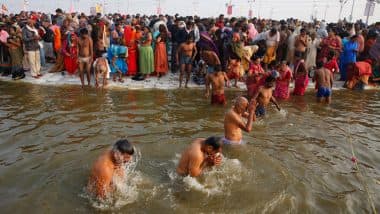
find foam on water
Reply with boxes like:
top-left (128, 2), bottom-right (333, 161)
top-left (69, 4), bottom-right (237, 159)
top-left (169, 155), bottom-right (244, 196)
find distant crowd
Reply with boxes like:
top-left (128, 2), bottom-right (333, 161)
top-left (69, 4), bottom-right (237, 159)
top-left (0, 9), bottom-right (379, 92)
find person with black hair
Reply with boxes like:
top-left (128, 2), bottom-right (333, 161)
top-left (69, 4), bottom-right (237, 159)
top-left (313, 61), bottom-right (333, 104)
top-left (78, 27), bottom-right (93, 88)
top-left (252, 75), bottom-right (281, 117)
top-left (205, 64), bottom-right (230, 105)
top-left (88, 139), bottom-right (135, 199)
top-left (176, 34), bottom-right (197, 88)
top-left (177, 137), bottom-right (223, 177)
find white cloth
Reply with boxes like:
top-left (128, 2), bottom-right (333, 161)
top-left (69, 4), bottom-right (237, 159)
top-left (265, 30), bottom-right (280, 47)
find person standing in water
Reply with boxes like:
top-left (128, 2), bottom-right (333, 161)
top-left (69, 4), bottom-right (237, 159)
top-left (205, 65), bottom-right (230, 105)
top-left (223, 97), bottom-right (256, 145)
top-left (88, 139), bottom-right (134, 199)
top-left (77, 28), bottom-right (93, 88)
top-left (313, 61), bottom-right (333, 104)
top-left (176, 35), bottom-right (197, 88)
top-left (252, 75), bottom-right (281, 117)
top-left (177, 136), bottom-right (223, 177)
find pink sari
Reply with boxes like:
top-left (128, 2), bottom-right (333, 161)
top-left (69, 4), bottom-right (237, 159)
top-left (274, 68), bottom-right (292, 99)
top-left (293, 60), bottom-right (309, 96)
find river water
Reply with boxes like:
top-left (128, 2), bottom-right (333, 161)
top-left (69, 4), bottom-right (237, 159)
top-left (0, 81), bottom-right (379, 213)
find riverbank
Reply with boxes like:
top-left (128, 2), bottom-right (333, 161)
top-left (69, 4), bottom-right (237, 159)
top-left (0, 65), bottom-right (377, 90)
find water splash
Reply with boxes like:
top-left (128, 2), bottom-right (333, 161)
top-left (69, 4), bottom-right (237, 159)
top-left (82, 148), bottom-right (143, 211)
top-left (170, 155), bottom-right (244, 196)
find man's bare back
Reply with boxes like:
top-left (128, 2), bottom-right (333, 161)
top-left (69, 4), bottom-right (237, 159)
top-left (177, 137), bottom-right (222, 177)
top-left (201, 50), bottom-right (221, 66)
top-left (314, 67), bottom-right (333, 88)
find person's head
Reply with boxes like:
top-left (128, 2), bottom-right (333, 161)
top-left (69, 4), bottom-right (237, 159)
top-left (203, 136), bottom-right (222, 155)
top-left (158, 24), bottom-right (166, 33)
top-left (111, 139), bottom-right (134, 165)
top-left (186, 34), bottom-right (194, 43)
top-left (215, 64), bottom-right (222, 73)
top-left (232, 32), bottom-right (240, 42)
top-left (350, 34), bottom-right (358, 42)
top-left (316, 61), bottom-right (324, 69)
top-left (234, 96), bottom-right (249, 114)
top-left (143, 26), bottom-right (150, 33)
top-left (9, 26), bottom-right (17, 35)
top-left (327, 50), bottom-right (335, 60)
top-left (264, 75), bottom-right (276, 88)
top-left (375, 22), bottom-right (380, 30)
top-left (300, 28), bottom-right (306, 36)
top-left (280, 60), bottom-right (288, 71)
top-left (251, 54), bottom-right (260, 64)
top-left (79, 28), bottom-right (88, 38)
top-left (269, 27), bottom-right (277, 36)
top-left (328, 28), bottom-right (336, 37)
top-left (55, 8), bottom-right (63, 15)
top-left (28, 15), bottom-right (37, 26)
top-left (310, 31), bottom-right (316, 40)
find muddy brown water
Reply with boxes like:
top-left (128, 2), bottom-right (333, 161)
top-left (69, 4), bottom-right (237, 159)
top-left (0, 81), bottom-right (379, 213)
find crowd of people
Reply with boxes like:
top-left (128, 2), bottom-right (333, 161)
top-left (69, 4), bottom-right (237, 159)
top-left (2, 9), bottom-right (379, 201)
top-left (0, 9), bottom-right (379, 92)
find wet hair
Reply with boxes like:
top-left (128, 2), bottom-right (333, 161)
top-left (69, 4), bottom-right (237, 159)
top-left (215, 64), bottom-right (222, 72)
top-left (328, 50), bottom-right (335, 59)
top-left (79, 28), bottom-right (88, 36)
top-left (113, 139), bottom-right (134, 155)
top-left (204, 136), bottom-right (222, 151)
top-left (316, 61), bottom-right (324, 69)
top-left (265, 76), bottom-right (276, 86)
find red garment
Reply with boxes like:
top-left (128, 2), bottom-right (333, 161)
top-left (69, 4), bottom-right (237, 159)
top-left (274, 68), bottom-right (292, 99)
top-left (124, 26), bottom-right (138, 76)
top-left (293, 61), bottom-right (309, 96)
top-left (62, 37), bottom-right (78, 75)
top-left (247, 72), bottom-right (271, 99)
top-left (324, 57), bottom-right (339, 73)
top-left (355, 61), bottom-right (372, 76)
top-left (211, 93), bottom-right (226, 105)
top-left (319, 36), bottom-right (341, 61)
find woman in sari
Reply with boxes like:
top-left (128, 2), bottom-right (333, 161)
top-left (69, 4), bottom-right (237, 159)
top-left (138, 26), bottom-right (154, 78)
top-left (124, 25), bottom-right (138, 76)
top-left (293, 54), bottom-right (309, 96)
top-left (274, 61), bottom-right (292, 99)
top-left (62, 32), bottom-right (78, 75)
top-left (227, 33), bottom-right (244, 87)
top-left (154, 24), bottom-right (169, 77)
top-left (318, 29), bottom-right (342, 62)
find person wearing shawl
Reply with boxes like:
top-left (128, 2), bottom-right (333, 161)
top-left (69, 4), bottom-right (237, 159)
top-left (154, 24), bottom-right (169, 77)
top-left (124, 25), bottom-right (138, 76)
top-left (227, 32), bottom-right (244, 88)
top-left (198, 31), bottom-right (219, 56)
top-left (247, 23), bottom-right (258, 43)
top-left (138, 26), bottom-right (154, 78)
top-left (62, 31), bottom-right (78, 75)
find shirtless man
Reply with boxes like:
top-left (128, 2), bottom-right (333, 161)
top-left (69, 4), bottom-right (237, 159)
top-left (313, 61), bottom-right (333, 104)
top-left (78, 28), bottom-right (93, 88)
top-left (88, 139), bottom-right (134, 199)
top-left (177, 136), bottom-right (223, 177)
top-left (223, 97), bottom-right (256, 145)
top-left (94, 54), bottom-right (109, 88)
top-left (176, 35), bottom-right (197, 88)
top-left (294, 28), bottom-right (308, 60)
top-left (205, 65), bottom-right (230, 105)
top-left (200, 49), bottom-right (221, 74)
top-left (252, 76), bottom-right (281, 117)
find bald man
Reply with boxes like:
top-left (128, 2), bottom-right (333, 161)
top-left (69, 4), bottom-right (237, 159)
top-left (223, 97), bottom-right (256, 145)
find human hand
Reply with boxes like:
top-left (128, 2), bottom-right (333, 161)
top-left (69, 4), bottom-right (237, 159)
top-left (248, 99), bottom-right (257, 112)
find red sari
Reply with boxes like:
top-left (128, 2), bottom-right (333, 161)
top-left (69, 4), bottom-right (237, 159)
top-left (293, 60), bottom-right (309, 96)
top-left (246, 62), bottom-right (265, 98)
top-left (154, 37), bottom-right (168, 74)
top-left (319, 36), bottom-right (342, 61)
top-left (62, 34), bottom-right (78, 75)
top-left (124, 26), bottom-right (138, 76)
